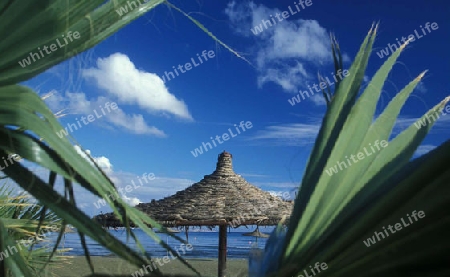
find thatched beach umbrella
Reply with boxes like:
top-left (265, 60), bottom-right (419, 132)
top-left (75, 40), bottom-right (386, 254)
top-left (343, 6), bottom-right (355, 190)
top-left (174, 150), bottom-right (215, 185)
top-left (94, 151), bottom-right (293, 277)
top-left (64, 225), bottom-right (76, 233)
top-left (243, 226), bottom-right (270, 243)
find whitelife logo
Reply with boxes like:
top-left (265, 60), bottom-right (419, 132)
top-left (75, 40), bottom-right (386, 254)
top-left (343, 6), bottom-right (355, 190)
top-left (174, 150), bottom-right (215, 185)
top-left (115, 0), bottom-right (150, 17)
top-left (294, 262), bottom-right (328, 277)
top-left (18, 31), bottom-right (81, 68)
top-left (250, 0), bottom-right (313, 35)
top-left (363, 210), bottom-right (426, 247)
top-left (56, 102), bottom-right (118, 138)
top-left (414, 100), bottom-right (450, 130)
top-left (288, 69), bottom-right (349, 106)
top-left (376, 22), bottom-right (439, 59)
top-left (190, 121), bottom-right (253, 157)
top-left (325, 140), bottom-right (388, 176)
top-left (161, 50), bottom-right (215, 83)
top-left (131, 243), bottom-right (193, 277)
top-left (0, 224), bottom-right (59, 261)
top-left (0, 154), bottom-right (21, 172)
top-left (94, 172), bottom-right (155, 209)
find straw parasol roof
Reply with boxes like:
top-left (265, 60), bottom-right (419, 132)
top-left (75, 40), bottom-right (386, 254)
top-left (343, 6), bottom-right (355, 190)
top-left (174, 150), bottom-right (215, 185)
top-left (64, 225), bottom-right (76, 233)
top-left (93, 151), bottom-right (294, 277)
top-left (243, 226), bottom-right (270, 244)
top-left (242, 228), bottom-right (270, 238)
top-left (137, 152), bottom-right (292, 226)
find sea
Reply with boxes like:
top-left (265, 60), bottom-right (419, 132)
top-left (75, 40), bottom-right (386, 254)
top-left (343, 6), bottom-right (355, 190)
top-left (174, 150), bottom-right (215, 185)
top-left (45, 226), bottom-right (275, 259)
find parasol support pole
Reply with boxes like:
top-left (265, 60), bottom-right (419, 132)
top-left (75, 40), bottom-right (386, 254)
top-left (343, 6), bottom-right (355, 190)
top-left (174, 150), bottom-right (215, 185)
top-left (218, 224), bottom-right (227, 277)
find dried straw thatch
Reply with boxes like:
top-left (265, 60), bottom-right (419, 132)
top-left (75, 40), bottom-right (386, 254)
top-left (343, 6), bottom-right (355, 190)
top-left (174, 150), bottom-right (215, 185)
top-left (242, 227), bottom-right (270, 238)
top-left (94, 151), bottom-right (293, 228)
top-left (93, 151), bottom-right (294, 277)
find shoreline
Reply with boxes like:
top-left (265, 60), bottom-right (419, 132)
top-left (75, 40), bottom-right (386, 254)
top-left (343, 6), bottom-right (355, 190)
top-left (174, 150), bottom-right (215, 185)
top-left (50, 256), bottom-right (248, 277)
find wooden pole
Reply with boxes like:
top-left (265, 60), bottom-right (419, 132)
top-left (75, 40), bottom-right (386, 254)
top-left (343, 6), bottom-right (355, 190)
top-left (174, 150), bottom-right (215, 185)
top-left (218, 225), bottom-right (227, 277)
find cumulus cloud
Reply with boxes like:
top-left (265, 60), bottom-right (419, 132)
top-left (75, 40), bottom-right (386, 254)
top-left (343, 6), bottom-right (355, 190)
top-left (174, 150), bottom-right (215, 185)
top-left (106, 108), bottom-right (166, 136)
top-left (121, 195), bottom-right (141, 206)
top-left (415, 82), bottom-right (427, 94)
top-left (73, 146), bottom-right (143, 207)
top-left (86, 173), bottom-right (194, 214)
top-left (225, 1), bottom-right (333, 92)
top-left (70, 147), bottom-right (197, 212)
top-left (74, 145), bottom-right (114, 175)
top-left (414, 144), bottom-right (436, 156)
top-left (45, 91), bottom-right (166, 137)
top-left (248, 122), bottom-right (321, 146)
top-left (310, 94), bottom-right (327, 106)
top-left (257, 63), bottom-right (308, 92)
top-left (10, 149), bottom-right (194, 215)
top-left (82, 53), bottom-right (192, 120)
top-left (394, 113), bottom-right (450, 135)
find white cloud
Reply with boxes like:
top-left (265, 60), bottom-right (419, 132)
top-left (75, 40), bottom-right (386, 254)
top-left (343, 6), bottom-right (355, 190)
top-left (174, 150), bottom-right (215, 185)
top-left (414, 144), bottom-right (436, 156)
top-left (415, 82), bottom-right (427, 94)
top-left (121, 195), bottom-right (141, 206)
top-left (225, 1), bottom-right (333, 92)
top-left (44, 90), bottom-right (65, 111)
top-left (257, 62), bottom-right (308, 91)
top-left (94, 156), bottom-right (114, 173)
top-left (253, 182), bottom-right (299, 189)
top-left (106, 108), bottom-right (166, 136)
top-left (45, 91), bottom-right (166, 137)
top-left (394, 113), bottom-right (450, 134)
top-left (224, 1), bottom-right (254, 35)
top-left (248, 122), bottom-right (320, 146)
top-left (86, 169), bottom-right (195, 211)
top-left (342, 53), bottom-right (351, 63)
top-left (82, 53), bottom-right (192, 120)
top-left (394, 117), bottom-right (419, 133)
top-left (88, 173), bottom-right (195, 212)
top-left (71, 148), bottom-right (146, 210)
top-left (74, 145), bottom-right (114, 175)
top-left (255, 19), bottom-right (330, 67)
top-left (69, 147), bottom-right (196, 212)
top-left (9, 151), bottom-right (194, 216)
top-left (310, 93), bottom-right (327, 106)
top-left (363, 75), bottom-right (370, 83)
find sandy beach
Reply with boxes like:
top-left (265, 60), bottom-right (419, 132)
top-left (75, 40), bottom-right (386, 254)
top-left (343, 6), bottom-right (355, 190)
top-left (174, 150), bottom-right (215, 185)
top-left (50, 256), bottom-right (248, 277)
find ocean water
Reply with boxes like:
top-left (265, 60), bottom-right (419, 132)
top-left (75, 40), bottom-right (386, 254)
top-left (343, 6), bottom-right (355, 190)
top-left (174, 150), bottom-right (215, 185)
top-left (45, 227), bottom-right (274, 259)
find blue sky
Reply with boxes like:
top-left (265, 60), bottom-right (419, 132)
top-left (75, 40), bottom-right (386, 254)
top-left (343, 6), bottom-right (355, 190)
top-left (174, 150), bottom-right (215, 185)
top-left (17, 0), bottom-right (450, 216)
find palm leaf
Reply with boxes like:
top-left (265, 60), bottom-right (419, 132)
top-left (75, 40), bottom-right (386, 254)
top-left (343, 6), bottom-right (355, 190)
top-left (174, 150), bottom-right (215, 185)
top-left (0, 0), bottom-right (165, 86)
top-left (256, 24), bottom-right (450, 277)
top-left (0, 182), bottom-right (69, 276)
top-left (0, 0), bottom-right (244, 276)
top-left (0, 220), bottom-right (34, 277)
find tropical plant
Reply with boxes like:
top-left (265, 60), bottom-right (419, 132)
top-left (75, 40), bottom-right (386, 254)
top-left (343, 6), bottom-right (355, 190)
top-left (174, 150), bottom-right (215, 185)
top-left (0, 182), bottom-right (70, 277)
top-left (0, 1), bottom-right (448, 277)
top-left (0, 1), bottom-right (242, 276)
top-left (256, 24), bottom-right (450, 277)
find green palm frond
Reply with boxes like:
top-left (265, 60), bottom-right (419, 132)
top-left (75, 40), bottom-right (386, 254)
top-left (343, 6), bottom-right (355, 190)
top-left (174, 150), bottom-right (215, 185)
top-left (0, 0), bottom-right (166, 86)
top-left (0, 1), bottom-right (245, 276)
top-left (0, 182), bottom-right (70, 277)
top-left (255, 24), bottom-right (450, 277)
